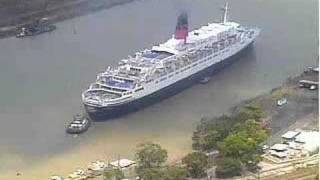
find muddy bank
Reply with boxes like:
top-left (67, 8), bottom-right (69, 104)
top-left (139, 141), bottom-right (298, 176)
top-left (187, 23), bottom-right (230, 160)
top-left (230, 68), bottom-right (318, 138)
top-left (0, 0), bottom-right (135, 38)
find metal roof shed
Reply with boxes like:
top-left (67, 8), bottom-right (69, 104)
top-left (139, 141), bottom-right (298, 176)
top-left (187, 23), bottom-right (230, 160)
top-left (110, 159), bottom-right (136, 169)
top-left (281, 131), bottom-right (300, 140)
top-left (270, 144), bottom-right (288, 151)
top-left (270, 150), bottom-right (287, 158)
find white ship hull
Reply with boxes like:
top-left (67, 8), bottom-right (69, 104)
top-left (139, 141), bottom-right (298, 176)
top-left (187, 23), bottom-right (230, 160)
top-left (83, 3), bottom-right (261, 120)
top-left (85, 30), bottom-right (259, 120)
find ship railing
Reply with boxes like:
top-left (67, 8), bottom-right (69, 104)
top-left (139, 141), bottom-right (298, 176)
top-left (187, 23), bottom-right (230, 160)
top-left (85, 88), bottom-right (123, 97)
top-left (101, 94), bottom-right (133, 104)
top-left (95, 82), bottom-right (134, 93)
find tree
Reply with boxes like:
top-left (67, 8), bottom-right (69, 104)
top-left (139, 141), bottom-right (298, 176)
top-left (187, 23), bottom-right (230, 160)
top-left (192, 115), bottom-right (231, 152)
top-left (234, 105), bottom-right (265, 123)
top-left (103, 168), bottom-right (124, 180)
top-left (182, 152), bottom-right (208, 178)
top-left (218, 133), bottom-right (256, 160)
top-left (218, 119), bottom-right (269, 172)
top-left (163, 165), bottom-right (187, 180)
top-left (135, 142), bottom-right (168, 179)
top-left (215, 157), bottom-right (241, 178)
top-left (232, 119), bottom-right (269, 146)
top-left (138, 168), bottom-right (165, 180)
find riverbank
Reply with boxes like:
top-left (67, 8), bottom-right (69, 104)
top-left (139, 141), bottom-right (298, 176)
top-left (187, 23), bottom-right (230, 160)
top-left (0, 132), bottom-right (191, 180)
top-left (204, 67), bottom-right (319, 179)
top-left (0, 0), bottom-right (135, 38)
top-left (4, 68), bottom-right (316, 180)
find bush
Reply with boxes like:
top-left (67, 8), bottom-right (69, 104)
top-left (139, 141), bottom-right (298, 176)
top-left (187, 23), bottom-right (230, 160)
top-left (215, 157), bottom-right (241, 178)
top-left (163, 165), bottom-right (187, 180)
top-left (103, 168), bottom-right (124, 180)
top-left (192, 115), bottom-right (231, 152)
top-left (135, 142), bottom-right (168, 178)
top-left (182, 152), bottom-right (208, 178)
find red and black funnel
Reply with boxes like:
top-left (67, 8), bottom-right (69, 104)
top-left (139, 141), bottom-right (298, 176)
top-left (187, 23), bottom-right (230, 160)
top-left (174, 12), bottom-right (188, 43)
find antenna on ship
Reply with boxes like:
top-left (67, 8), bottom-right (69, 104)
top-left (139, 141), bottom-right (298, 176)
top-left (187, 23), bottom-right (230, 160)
top-left (174, 12), bottom-right (188, 44)
top-left (221, 2), bottom-right (229, 24)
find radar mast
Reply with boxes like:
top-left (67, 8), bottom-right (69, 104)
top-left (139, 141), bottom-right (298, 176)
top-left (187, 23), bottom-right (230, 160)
top-left (222, 2), bottom-right (229, 24)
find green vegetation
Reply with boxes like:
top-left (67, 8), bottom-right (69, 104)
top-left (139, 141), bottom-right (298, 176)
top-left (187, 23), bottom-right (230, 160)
top-left (234, 104), bottom-right (266, 123)
top-left (218, 119), bottom-right (268, 173)
top-left (192, 105), bottom-right (269, 178)
top-left (182, 152), bottom-right (208, 178)
top-left (271, 86), bottom-right (296, 100)
top-left (103, 168), bottom-right (125, 180)
top-left (135, 142), bottom-right (168, 172)
top-left (192, 115), bottom-right (232, 152)
top-left (105, 105), bottom-right (269, 180)
top-left (215, 157), bottom-right (241, 178)
top-left (134, 142), bottom-right (187, 180)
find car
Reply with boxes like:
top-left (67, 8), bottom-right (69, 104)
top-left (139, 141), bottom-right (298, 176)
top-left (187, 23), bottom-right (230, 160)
top-left (309, 85), bottom-right (317, 90)
top-left (277, 98), bottom-right (287, 106)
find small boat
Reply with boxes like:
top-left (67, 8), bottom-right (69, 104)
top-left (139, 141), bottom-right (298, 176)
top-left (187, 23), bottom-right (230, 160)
top-left (199, 77), bottom-right (211, 84)
top-left (16, 18), bottom-right (56, 38)
top-left (66, 114), bottom-right (91, 134)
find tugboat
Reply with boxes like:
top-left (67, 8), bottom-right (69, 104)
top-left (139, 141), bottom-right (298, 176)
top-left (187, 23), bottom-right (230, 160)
top-left (66, 114), bottom-right (91, 134)
top-left (16, 18), bottom-right (56, 38)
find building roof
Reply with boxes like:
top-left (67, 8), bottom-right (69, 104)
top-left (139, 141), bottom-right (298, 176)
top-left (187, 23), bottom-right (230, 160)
top-left (282, 131), bottom-right (301, 139)
top-left (110, 159), bottom-right (135, 168)
top-left (295, 131), bottom-right (320, 152)
top-left (270, 150), bottom-right (287, 158)
top-left (270, 144), bottom-right (288, 151)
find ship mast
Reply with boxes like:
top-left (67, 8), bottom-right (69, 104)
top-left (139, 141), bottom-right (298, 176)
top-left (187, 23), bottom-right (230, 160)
top-left (222, 2), bottom-right (229, 24)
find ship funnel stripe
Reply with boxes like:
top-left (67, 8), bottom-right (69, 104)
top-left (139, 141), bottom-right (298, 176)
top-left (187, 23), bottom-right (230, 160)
top-left (174, 12), bottom-right (188, 43)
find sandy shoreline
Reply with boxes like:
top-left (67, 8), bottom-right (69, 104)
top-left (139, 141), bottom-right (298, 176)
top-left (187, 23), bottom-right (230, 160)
top-left (0, 130), bottom-right (192, 180)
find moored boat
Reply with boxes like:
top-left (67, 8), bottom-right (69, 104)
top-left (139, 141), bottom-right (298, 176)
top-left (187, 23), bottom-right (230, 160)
top-left (66, 114), bottom-right (91, 134)
top-left (16, 19), bottom-right (56, 38)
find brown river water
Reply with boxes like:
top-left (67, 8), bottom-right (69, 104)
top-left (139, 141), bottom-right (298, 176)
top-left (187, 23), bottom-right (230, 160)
top-left (0, 0), bottom-right (317, 179)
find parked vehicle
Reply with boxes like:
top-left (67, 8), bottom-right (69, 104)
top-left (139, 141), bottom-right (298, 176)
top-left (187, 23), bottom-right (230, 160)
top-left (277, 98), bottom-right (287, 106)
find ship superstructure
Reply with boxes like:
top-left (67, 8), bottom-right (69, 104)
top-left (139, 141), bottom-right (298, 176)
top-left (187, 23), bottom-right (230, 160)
top-left (82, 3), bottom-right (260, 118)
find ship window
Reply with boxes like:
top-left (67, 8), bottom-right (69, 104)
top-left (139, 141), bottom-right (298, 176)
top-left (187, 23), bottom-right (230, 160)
top-left (160, 77), bottom-right (167, 81)
top-left (135, 87), bottom-right (144, 92)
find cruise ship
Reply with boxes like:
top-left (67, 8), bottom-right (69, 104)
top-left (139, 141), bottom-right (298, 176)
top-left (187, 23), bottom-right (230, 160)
top-left (82, 3), bottom-right (260, 120)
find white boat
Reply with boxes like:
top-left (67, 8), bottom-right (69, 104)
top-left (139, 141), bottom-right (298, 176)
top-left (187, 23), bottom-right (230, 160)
top-left (277, 98), bottom-right (287, 106)
top-left (82, 2), bottom-right (260, 120)
top-left (66, 114), bottom-right (91, 134)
